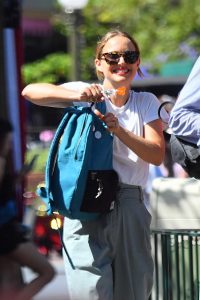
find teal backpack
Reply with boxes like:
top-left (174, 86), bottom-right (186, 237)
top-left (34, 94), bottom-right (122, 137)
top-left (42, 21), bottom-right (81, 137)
top-left (37, 103), bottom-right (118, 221)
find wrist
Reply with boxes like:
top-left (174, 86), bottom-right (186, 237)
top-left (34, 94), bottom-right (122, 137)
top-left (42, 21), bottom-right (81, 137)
top-left (111, 124), bottom-right (122, 136)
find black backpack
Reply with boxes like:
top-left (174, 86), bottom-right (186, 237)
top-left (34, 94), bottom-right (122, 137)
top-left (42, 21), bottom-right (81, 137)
top-left (158, 101), bottom-right (200, 179)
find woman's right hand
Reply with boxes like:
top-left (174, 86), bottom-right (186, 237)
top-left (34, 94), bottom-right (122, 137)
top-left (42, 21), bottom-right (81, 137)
top-left (79, 84), bottom-right (105, 103)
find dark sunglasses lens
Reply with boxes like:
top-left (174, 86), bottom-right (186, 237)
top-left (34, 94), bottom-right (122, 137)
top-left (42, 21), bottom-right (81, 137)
top-left (102, 51), bottom-right (139, 65)
top-left (104, 53), bottom-right (120, 65)
top-left (124, 51), bottom-right (139, 64)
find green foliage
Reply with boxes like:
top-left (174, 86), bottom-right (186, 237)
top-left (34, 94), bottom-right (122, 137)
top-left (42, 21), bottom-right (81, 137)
top-left (25, 147), bottom-right (49, 173)
top-left (86, 0), bottom-right (200, 66)
top-left (80, 0), bottom-right (200, 76)
top-left (22, 0), bottom-right (200, 83)
top-left (22, 52), bottom-right (71, 85)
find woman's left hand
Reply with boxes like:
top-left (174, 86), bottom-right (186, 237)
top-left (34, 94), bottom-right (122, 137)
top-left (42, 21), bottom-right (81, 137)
top-left (94, 110), bottom-right (119, 133)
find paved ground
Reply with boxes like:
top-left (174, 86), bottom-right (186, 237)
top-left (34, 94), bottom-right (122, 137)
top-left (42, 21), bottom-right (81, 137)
top-left (22, 253), bottom-right (69, 300)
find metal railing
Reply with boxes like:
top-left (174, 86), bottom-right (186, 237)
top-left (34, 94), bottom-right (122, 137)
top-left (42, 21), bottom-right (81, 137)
top-left (150, 230), bottom-right (200, 300)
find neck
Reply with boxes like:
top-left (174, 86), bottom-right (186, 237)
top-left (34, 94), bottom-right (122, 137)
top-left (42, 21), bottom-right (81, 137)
top-left (109, 90), bottom-right (130, 107)
top-left (102, 81), bottom-right (131, 107)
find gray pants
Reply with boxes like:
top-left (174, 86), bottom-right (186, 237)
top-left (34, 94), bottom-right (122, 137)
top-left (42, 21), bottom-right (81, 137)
top-left (63, 184), bottom-right (154, 300)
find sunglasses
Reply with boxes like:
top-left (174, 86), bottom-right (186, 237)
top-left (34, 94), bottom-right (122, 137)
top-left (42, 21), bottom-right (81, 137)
top-left (101, 51), bottom-right (139, 65)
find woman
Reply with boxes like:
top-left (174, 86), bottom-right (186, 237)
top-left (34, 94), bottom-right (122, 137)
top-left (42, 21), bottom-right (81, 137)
top-left (0, 119), bottom-right (55, 300)
top-left (22, 30), bottom-right (165, 300)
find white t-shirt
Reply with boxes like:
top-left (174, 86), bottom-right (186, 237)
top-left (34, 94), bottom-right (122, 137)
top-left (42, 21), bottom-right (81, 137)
top-left (62, 82), bottom-right (161, 188)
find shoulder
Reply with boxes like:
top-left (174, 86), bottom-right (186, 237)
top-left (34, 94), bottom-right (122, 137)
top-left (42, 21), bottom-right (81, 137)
top-left (132, 90), bottom-right (157, 100)
top-left (131, 90), bottom-right (159, 107)
top-left (130, 90), bottom-right (162, 123)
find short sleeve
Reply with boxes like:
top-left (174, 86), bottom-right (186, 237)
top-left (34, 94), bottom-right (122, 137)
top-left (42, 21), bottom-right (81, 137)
top-left (140, 92), bottom-right (162, 125)
top-left (61, 81), bottom-right (90, 107)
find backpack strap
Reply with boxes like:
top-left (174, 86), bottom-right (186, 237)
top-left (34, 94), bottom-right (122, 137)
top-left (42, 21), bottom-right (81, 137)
top-left (95, 101), bottom-right (106, 115)
top-left (54, 214), bottom-right (75, 269)
top-left (90, 101), bottom-right (106, 113)
top-left (45, 108), bottom-right (74, 196)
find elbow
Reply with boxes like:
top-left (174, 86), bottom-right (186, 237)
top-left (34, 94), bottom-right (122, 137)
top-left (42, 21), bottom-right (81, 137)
top-left (21, 87), bottom-right (26, 97)
top-left (21, 85), bottom-right (32, 100)
top-left (21, 84), bottom-right (41, 103)
top-left (151, 147), bottom-right (165, 166)
top-left (154, 159), bottom-right (164, 166)
top-left (46, 265), bottom-right (56, 283)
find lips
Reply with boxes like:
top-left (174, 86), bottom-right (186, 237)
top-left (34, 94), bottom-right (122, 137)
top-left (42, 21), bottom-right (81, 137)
top-left (112, 67), bottom-right (129, 75)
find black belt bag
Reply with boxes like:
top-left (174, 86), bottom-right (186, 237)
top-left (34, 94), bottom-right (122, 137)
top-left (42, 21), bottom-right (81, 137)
top-left (170, 134), bottom-right (200, 179)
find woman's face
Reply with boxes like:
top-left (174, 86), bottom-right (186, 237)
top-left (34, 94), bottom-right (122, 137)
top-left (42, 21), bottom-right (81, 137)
top-left (95, 35), bottom-right (140, 88)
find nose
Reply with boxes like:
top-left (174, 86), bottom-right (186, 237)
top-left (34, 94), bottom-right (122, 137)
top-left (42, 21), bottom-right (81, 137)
top-left (118, 55), bottom-right (125, 64)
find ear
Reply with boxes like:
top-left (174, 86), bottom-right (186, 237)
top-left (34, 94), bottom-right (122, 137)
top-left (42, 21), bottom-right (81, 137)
top-left (95, 58), bottom-right (104, 73)
top-left (137, 58), bottom-right (141, 68)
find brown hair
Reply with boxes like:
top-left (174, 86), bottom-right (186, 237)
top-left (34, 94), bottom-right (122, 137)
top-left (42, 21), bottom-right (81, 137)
top-left (95, 30), bottom-right (143, 80)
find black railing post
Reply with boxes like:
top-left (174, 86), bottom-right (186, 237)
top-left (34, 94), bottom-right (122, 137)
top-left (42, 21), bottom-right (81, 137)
top-left (188, 236), bottom-right (194, 299)
top-left (175, 234), bottom-right (180, 299)
top-left (151, 230), bottom-right (200, 300)
top-left (153, 233), bottom-right (159, 300)
top-left (195, 236), bottom-right (200, 299)
top-left (181, 235), bottom-right (186, 299)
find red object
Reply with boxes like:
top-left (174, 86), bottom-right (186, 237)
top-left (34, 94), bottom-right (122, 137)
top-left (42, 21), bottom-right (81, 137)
top-left (33, 216), bottom-right (63, 256)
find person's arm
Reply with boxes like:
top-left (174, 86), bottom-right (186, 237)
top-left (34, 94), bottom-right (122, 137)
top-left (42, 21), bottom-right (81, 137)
top-left (114, 119), bottom-right (165, 165)
top-left (95, 109), bottom-right (165, 165)
top-left (21, 83), bottom-right (104, 108)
